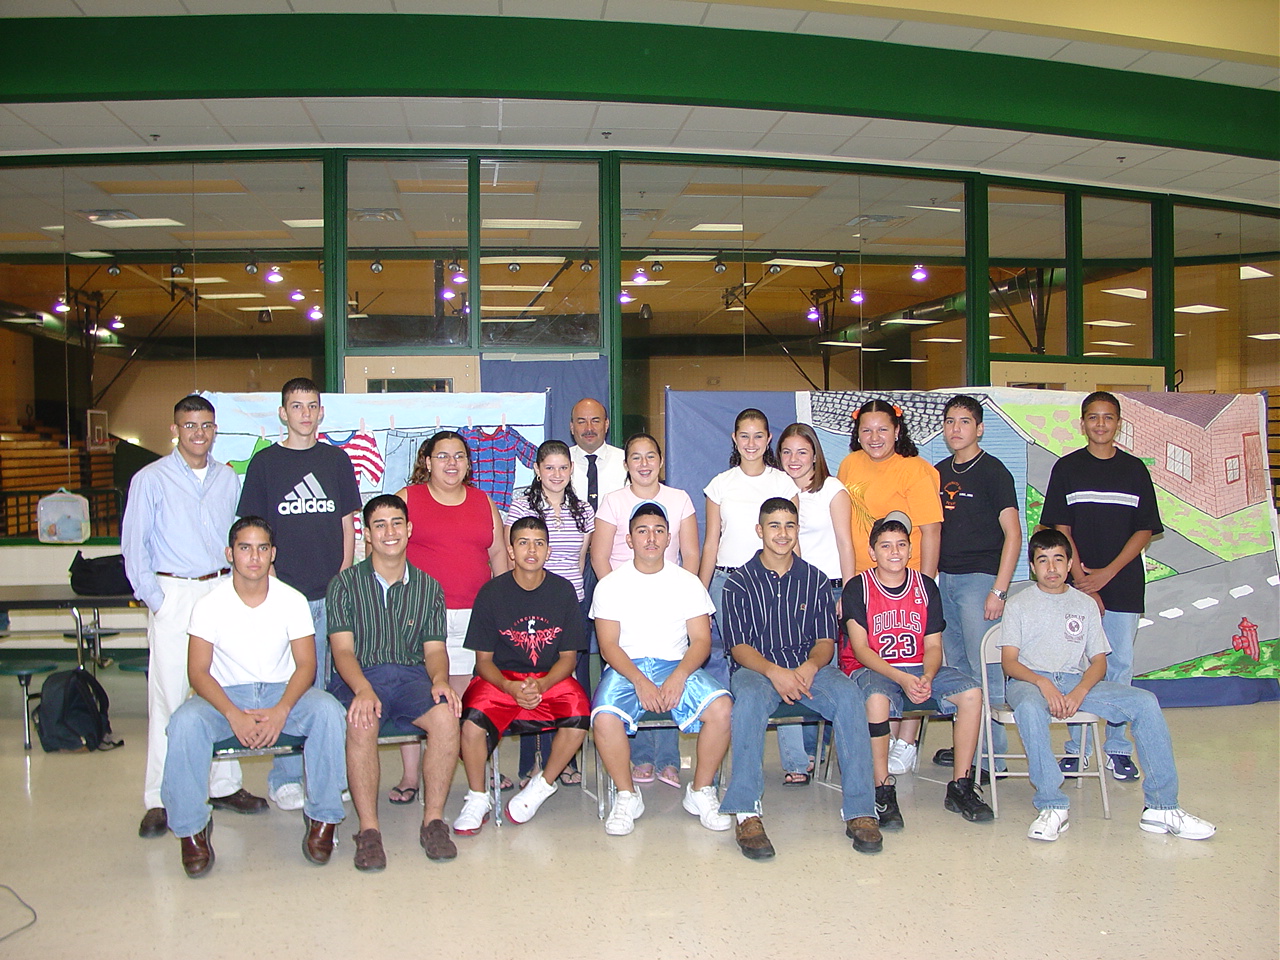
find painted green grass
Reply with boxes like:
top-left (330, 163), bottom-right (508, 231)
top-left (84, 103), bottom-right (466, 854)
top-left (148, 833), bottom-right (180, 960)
top-left (1000, 404), bottom-right (1081, 458)
top-left (1025, 484), bottom-right (1043, 537)
top-left (1138, 639), bottom-right (1279, 680)
top-left (1144, 555), bottom-right (1178, 582)
top-left (1153, 485), bottom-right (1275, 563)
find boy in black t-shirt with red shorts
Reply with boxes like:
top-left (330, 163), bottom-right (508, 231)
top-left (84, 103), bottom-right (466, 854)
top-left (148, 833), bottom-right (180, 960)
top-left (453, 516), bottom-right (590, 833)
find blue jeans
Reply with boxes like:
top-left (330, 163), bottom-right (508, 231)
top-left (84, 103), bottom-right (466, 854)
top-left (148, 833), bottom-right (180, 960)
top-left (720, 666), bottom-right (875, 822)
top-left (270, 598), bottom-right (330, 791)
top-left (938, 571), bottom-right (1007, 770)
top-left (161, 684), bottom-right (347, 837)
top-left (630, 729), bottom-right (681, 770)
top-left (1065, 610), bottom-right (1139, 757)
top-left (705, 569), bottom-right (733, 687)
top-left (1005, 673), bottom-right (1179, 812)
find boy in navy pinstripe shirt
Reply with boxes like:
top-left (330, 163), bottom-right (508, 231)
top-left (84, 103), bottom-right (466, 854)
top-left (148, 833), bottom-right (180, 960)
top-left (718, 497), bottom-right (882, 859)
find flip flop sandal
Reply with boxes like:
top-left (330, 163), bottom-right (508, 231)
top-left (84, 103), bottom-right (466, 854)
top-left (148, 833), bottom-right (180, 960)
top-left (783, 772), bottom-right (811, 786)
top-left (558, 768), bottom-right (582, 787)
top-left (388, 786), bottom-right (419, 804)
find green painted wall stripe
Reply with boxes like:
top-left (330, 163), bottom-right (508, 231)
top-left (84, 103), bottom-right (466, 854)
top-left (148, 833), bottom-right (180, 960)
top-left (1, 15), bottom-right (1275, 161)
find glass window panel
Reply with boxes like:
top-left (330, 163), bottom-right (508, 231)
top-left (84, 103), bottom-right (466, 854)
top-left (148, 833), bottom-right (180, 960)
top-left (479, 159), bottom-right (599, 348)
top-left (1082, 197), bottom-right (1153, 359)
top-left (346, 159), bottom-right (469, 349)
top-left (1174, 206), bottom-right (1279, 393)
top-left (989, 187), bottom-right (1067, 356)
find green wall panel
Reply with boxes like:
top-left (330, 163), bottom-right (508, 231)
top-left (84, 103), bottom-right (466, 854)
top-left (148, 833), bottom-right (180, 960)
top-left (1, 14), bottom-right (1275, 161)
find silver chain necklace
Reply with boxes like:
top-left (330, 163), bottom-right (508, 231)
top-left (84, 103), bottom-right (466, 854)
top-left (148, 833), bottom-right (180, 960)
top-left (950, 450), bottom-right (986, 475)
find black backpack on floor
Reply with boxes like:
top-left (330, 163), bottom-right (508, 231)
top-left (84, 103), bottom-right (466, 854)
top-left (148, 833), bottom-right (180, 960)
top-left (34, 668), bottom-right (122, 752)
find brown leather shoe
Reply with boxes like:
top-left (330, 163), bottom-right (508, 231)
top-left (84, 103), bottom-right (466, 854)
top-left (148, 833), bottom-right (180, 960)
top-left (352, 828), bottom-right (387, 872)
top-left (139, 807), bottom-right (168, 839)
top-left (303, 817), bottom-right (338, 865)
top-left (420, 818), bottom-right (457, 861)
top-left (180, 822), bottom-right (215, 878)
top-left (209, 788), bottom-right (268, 815)
top-left (845, 816), bottom-right (884, 854)
top-left (734, 815), bottom-right (776, 860)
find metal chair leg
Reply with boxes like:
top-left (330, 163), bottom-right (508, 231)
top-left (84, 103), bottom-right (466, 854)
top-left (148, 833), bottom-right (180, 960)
top-left (19, 673), bottom-right (35, 751)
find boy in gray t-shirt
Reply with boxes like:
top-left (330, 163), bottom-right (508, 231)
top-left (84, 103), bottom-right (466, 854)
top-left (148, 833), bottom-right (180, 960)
top-left (997, 529), bottom-right (1215, 843)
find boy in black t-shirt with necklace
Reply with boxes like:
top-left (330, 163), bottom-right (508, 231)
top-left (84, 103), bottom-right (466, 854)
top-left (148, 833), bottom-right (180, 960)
top-left (453, 516), bottom-right (591, 833)
top-left (1040, 391), bottom-right (1162, 781)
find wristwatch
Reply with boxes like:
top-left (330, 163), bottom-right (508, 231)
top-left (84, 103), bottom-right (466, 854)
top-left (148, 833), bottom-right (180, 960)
top-left (990, 588), bottom-right (1008, 600)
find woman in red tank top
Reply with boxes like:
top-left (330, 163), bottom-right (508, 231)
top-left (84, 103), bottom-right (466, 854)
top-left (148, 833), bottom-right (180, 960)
top-left (389, 431), bottom-right (509, 802)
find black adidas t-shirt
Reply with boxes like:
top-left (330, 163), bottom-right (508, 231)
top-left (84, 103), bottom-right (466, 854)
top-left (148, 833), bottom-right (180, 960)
top-left (236, 442), bottom-right (362, 601)
top-left (465, 571), bottom-right (586, 673)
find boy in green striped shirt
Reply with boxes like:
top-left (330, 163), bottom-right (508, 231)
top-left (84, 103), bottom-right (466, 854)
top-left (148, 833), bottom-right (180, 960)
top-left (327, 494), bottom-right (461, 870)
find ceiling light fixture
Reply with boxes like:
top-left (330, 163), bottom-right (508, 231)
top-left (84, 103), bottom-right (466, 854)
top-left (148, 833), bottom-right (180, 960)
top-left (245, 259), bottom-right (259, 275)
top-left (110, 316), bottom-right (123, 330)
top-left (911, 264), bottom-right (927, 281)
top-left (1101, 287), bottom-right (1147, 299)
top-left (1240, 265), bottom-right (1273, 280)
top-left (308, 306), bottom-right (323, 321)
top-left (257, 308), bottom-right (271, 323)
top-left (1247, 332), bottom-right (1280, 340)
top-left (290, 290), bottom-right (306, 301)
top-left (440, 289), bottom-right (456, 300)
top-left (508, 262), bottom-right (521, 273)
top-left (53, 296), bottom-right (70, 314)
top-left (265, 266), bottom-right (284, 283)
top-left (650, 261), bottom-right (664, 273)
top-left (713, 258), bottom-right (727, 274)
top-left (171, 262), bottom-right (185, 277)
top-left (618, 292), bottom-right (635, 304)
top-left (850, 289), bottom-right (865, 304)
top-left (833, 263), bottom-right (845, 276)
top-left (806, 305), bottom-right (821, 322)
top-left (107, 263), bottom-right (121, 276)
top-left (451, 266), bottom-right (468, 284)
top-left (768, 264), bottom-right (782, 274)
top-left (446, 258), bottom-right (461, 273)
top-left (1174, 304), bottom-right (1227, 314)
top-left (580, 260), bottom-right (593, 272)
top-left (631, 266), bottom-right (647, 284)
top-left (370, 259), bottom-right (383, 274)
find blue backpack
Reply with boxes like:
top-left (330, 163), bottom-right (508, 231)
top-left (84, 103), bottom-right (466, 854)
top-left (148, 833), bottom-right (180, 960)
top-left (34, 668), bottom-right (122, 753)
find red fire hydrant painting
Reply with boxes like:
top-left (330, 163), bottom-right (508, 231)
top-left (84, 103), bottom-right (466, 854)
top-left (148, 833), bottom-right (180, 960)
top-left (1231, 618), bottom-right (1260, 662)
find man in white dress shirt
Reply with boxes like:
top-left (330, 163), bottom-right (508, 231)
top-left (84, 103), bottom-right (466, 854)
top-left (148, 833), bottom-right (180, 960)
top-left (568, 397), bottom-right (626, 512)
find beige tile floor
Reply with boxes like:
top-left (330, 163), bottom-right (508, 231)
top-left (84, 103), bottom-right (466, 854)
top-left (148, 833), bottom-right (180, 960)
top-left (0, 667), bottom-right (1276, 959)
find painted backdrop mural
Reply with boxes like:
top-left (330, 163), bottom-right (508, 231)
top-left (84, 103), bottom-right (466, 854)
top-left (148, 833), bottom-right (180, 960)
top-left (667, 387), bottom-right (1279, 697)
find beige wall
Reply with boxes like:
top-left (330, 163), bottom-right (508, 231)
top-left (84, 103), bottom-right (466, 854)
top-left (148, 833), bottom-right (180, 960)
top-left (96, 356), bottom-right (313, 456)
top-left (0, 327), bottom-right (35, 430)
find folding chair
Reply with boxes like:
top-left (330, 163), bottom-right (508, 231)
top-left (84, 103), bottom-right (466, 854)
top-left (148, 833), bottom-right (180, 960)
top-left (977, 623), bottom-right (1109, 820)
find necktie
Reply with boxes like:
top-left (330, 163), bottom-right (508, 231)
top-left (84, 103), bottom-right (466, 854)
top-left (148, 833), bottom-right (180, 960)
top-left (586, 454), bottom-right (599, 510)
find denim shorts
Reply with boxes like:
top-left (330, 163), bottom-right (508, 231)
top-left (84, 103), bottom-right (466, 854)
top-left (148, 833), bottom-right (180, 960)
top-left (853, 664), bottom-right (978, 717)
top-left (327, 662), bottom-right (440, 730)
top-left (590, 657), bottom-right (731, 734)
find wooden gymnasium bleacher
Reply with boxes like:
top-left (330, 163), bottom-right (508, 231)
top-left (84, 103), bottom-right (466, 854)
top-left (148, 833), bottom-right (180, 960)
top-left (0, 423), bottom-right (119, 539)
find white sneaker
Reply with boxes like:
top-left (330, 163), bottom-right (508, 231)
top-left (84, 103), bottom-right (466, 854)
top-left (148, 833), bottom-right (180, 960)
top-left (452, 789), bottom-right (492, 836)
top-left (269, 782), bottom-right (305, 811)
top-left (506, 774), bottom-right (558, 824)
top-left (1028, 807), bottom-right (1070, 841)
top-left (1139, 807), bottom-right (1216, 840)
top-left (605, 790), bottom-right (644, 836)
top-left (682, 784), bottom-right (732, 831)
top-left (887, 739), bottom-right (917, 776)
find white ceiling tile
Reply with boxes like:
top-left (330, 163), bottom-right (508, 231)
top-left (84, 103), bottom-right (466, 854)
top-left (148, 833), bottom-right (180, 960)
top-left (752, 132), bottom-right (856, 155)
top-left (0, 0), bottom-right (85, 13)
top-left (588, 129), bottom-right (676, 147)
top-left (769, 113), bottom-right (869, 137)
top-left (127, 125), bottom-right (239, 147)
top-left (939, 125), bottom-right (1025, 144)
top-left (228, 124), bottom-right (324, 144)
top-left (1020, 133), bottom-right (1105, 148)
top-left (834, 137), bottom-right (934, 161)
top-left (499, 100), bottom-right (598, 127)
top-left (410, 124), bottom-right (501, 145)
top-left (1066, 145), bottom-right (1170, 166)
top-left (1050, 41), bottom-right (1145, 70)
top-left (1092, 165), bottom-right (1189, 187)
top-left (701, 3), bottom-right (805, 32)
top-left (0, 126), bottom-right (61, 150)
top-left (1162, 170), bottom-right (1261, 192)
top-left (1198, 154), bottom-right (1276, 176)
top-left (403, 99), bottom-right (500, 126)
top-left (970, 30), bottom-right (1069, 59)
top-left (671, 129), bottom-right (766, 150)
top-left (909, 140), bottom-right (1007, 164)
top-left (987, 143), bottom-right (1088, 165)
top-left (320, 124), bottom-right (411, 143)
top-left (6, 102), bottom-right (121, 126)
top-left (1128, 151), bottom-right (1226, 172)
top-left (497, 126), bottom-right (589, 146)
top-left (290, 0), bottom-right (393, 9)
top-left (73, 0), bottom-right (189, 13)
top-left (304, 99), bottom-right (405, 125)
top-left (1125, 50), bottom-right (1219, 80)
top-left (501, 0), bottom-right (605, 19)
top-left (393, 0), bottom-right (501, 13)
top-left (181, 0), bottom-right (291, 10)
top-left (601, 0), bottom-right (708, 26)
top-left (793, 11), bottom-right (899, 41)
top-left (106, 100), bottom-right (219, 126)
top-left (1262, 77), bottom-right (1279, 91)
top-left (858, 118), bottom-right (954, 139)
top-left (40, 126), bottom-right (147, 149)
top-left (682, 106), bottom-right (779, 133)
top-left (1224, 176), bottom-right (1280, 204)
top-left (1192, 60), bottom-right (1280, 88)
top-left (883, 20), bottom-right (989, 51)
top-left (206, 99), bottom-right (314, 125)
top-left (594, 103), bottom-right (691, 129)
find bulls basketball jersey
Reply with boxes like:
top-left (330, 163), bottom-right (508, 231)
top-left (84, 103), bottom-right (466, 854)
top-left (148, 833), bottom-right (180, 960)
top-left (840, 569), bottom-right (932, 674)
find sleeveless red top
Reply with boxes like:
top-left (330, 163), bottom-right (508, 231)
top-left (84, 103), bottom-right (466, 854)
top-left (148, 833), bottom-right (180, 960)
top-left (404, 483), bottom-right (494, 609)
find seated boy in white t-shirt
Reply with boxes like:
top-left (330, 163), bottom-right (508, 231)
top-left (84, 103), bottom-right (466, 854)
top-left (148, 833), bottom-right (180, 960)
top-left (161, 516), bottom-right (347, 878)
top-left (590, 501), bottom-right (733, 836)
top-left (999, 528), bottom-right (1216, 843)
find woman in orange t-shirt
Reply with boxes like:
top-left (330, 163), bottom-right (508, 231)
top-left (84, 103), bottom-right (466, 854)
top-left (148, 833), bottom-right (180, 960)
top-left (836, 399), bottom-right (942, 576)
top-left (836, 399), bottom-right (943, 775)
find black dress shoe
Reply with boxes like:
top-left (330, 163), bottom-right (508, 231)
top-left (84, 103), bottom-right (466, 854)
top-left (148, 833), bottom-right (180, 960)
top-left (180, 822), bottom-right (215, 878)
top-left (139, 807), bottom-right (168, 838)
top-left (209, 788), bottom-right (268, 814)
top-left (933, 747), bottom-right (954, 767)
top-left (303, 817), bottom-right (338, 865)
